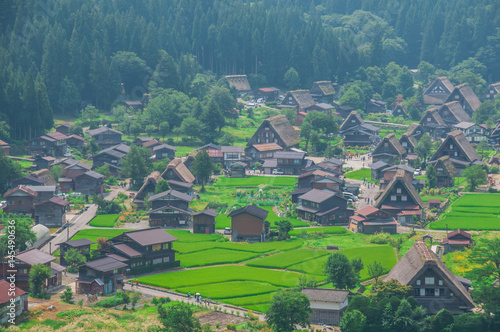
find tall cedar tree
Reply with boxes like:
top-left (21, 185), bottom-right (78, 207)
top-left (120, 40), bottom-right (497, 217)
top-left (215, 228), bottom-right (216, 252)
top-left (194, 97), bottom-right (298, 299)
top-left (122, 145), bottom-right (153, 189)
top-left (192, 149), bottom-right (213, 192)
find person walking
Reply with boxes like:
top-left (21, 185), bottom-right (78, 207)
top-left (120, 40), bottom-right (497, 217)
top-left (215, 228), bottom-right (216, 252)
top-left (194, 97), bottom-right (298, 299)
top-left (136, 279), bottom-right (139, 288)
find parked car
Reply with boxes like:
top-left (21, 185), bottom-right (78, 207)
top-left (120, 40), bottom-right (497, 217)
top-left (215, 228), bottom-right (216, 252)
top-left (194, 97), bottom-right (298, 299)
top-left (224, 227), bottom-right (232, 235)
top-left (245, 103), bottom-right (257, 109)
top-left (257, 98), bottom-right (264, 103)
top-left (414, 169), bottom-right (421, 176)
top-left (272, 169), bottom-right (284, 175)
top-left (343, 192), bottom-right (358, 201)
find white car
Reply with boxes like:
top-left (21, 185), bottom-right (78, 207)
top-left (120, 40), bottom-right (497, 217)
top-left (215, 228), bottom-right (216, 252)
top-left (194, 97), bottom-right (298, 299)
top-left (272, 169), bottom-right (284, 175)
top-left (245, 103), bottom-right (257, 109)
top-left (414, 169), bottom-right (421, 176)
top-left (257, 98), bottom-right (264, 103)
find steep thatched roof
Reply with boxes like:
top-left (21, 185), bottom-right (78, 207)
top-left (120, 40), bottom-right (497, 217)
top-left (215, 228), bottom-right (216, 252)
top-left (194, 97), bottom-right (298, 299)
top-left (439, 101), bottom-right (471, 123)
top-left (340, 111), bottom-right (364, 131)
top-left (310, 81), bottom-right (336, 96)
top-left (399, 134), bottom-right (418, 149)
top-left (435, 155), bottom-right (457, 177)
top-left (258, 115), bottom-right (301, 148)
top-left (446, 84), bottom-right (481, 111)
top-left (161, 158), bottom-right (195, 183)
top-left (405, 123), bottom-right (423, 137)
top-left (375, 169), bottom-right (423, 208)
top-left (374, 133), bottom-right (406, 157)
top-left (424, 76), bottom-right (454, 95)
top-left (420, 107), bottom-right (447, 127)
top-left (287, 90), bottom-right (316, 109)
top-left (225, 75), bottom-right (251, 91)
top-left (430, 130), bottom-right (481, 163)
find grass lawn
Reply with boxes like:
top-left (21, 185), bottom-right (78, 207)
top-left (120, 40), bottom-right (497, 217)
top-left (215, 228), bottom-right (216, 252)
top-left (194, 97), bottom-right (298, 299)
top-left (70, 229), bottom-right (131, 249)
top-left (288, 245), bottom-right (397, 281)
top-left (289, 226), bottom-right (347, 236)
top-left (176, 281), bottom-right (279, 300)
top-left (167, 230), bottom-right (223, 242)
top-left (88, 214), bottom-right (120, 227)
top-left (215, 207), bottom-right (309, 229)
top-left (174, 146), bottom-right (196, 157)
top-left (430, 194), bottom-right (500, 230)
top-left (345, 168), bottom-right (372, 182)
top-left (420, 196), bottom-right (445, 202)
top-left (222, 293), bottom-right (274, 306)
top-left (246, 249), bottom-right (330, 269)
top-left (214, 176), bottom-right (296, 188)
top-left (179, 248), bottom-right (261, 268)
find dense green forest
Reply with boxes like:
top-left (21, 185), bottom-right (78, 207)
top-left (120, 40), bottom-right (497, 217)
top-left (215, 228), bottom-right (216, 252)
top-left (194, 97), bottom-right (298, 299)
top-left (0, 0), bottom-right (499, 140)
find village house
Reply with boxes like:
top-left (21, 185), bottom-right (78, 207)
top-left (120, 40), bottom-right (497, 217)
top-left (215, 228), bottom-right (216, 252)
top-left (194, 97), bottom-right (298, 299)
top-left (261, 151), bottom-right (311, 175)
top-left (392, 104), bottom-right (407, 117)
top-left (92, 144), bottom-right (130, 176)
top-left (146, 189), bottom-right (193, 227)
top-left (0, 280), bottom-right (28, 324)
top-left (229, 205), bottom-right (270, 243)
top-left (405, 123), bottom-right (425, 140)
top-left (33, 155), bottom-right (55, 170)
top-left (143, 139), bottom-right (162, 150)
top-left (304, 103), bottom-right (336, 116)
top-left (253, 87), bottom-right (280, 101)
top-left (428, 155), bottom-right (457, 188)
top-left (296, 169), bottom-right (343, 192)
top-left (340, 111), bottom-right (380, 147)
top-left (73, 171), bottom-right (105, 196)
top-left (246, 114), bottom-right (301, 151)
top-left (349, 206), bottom-right (397, 234)
top-left (309, 81), bottom-right (336, 104)
top-left (133, 137), bottom-right (153, 146)
top-left (134, 171), bottom-right (163, 210)
top-left (10, 175), bottom-right (45, 187)
top-left (366, 99), bottom-right (387, 113)
top-left (123, 100), bottom-right (143, 112)
top-left (24, 185), bottom-right (56, 203)
top-left (0, 139), bottom-right (10, 155)
top-left (422, 76), bottom-right (455, 106)
top-left (297, 189), bottom-right (352, 225)
top-left (168, 180), bottom-right (194, 194)
top-left (152, 144), bottom-right (176, 161)
top-left (55, 123), bottom-right (71, 135)
top-left (301, 288), bottom-right (349, 326)
top-left (453, 122), bottom-right (490, 143)
top-left (444, 84), bottom-right (481, 117)
top-left (221, 146), bottom-right (244, 168)
top-left (428, 130), bottom-right (483, 174)
top-left (379, 165), bottom-right (418, 190)
top-left (60, 160), bottom-right (92, 179)
top-left (225, 75), bottom-right (252, 95)
top-left (31, 169), bottom-right (57, 186)
top-left (192, 144), bottom-right (224, 165)
top-left (384, 241), bottom-right (475, 314)
top-left (161, 158), bottom-right (196, 184)
top-left (192, 210), bottom-right (218, 234)
top-left (66, 134), bottom-right (85, 151)
top-left (34, 197), bottom-right (69, 227)
top-left (2, 186), bottom-right (38, 217)
top-left (76, 257), bottom-right (126, 295)
top-left (490, 119), bottom-right (500, 144)
top-left (58, 178), bottom-right (73, 192)
top-left (0, 248), bottom-right (65, 291)
top-left (438, 101), bottom-right (471, 128)
top-left (106, 228), bottom-right (180, 273)
top-left (399, 133), bottom-right (418, 154)
top-left (229, 161), bottom-right (248, 178)
top-left (440, 229), bottom-right (474, 253)
top-left (420, 107), bottom-right (448, 139)
top-left (370, 161), bottom-right (390, 181)
top-left (372, 133), bottom-right (406, 164)
top-left (279, 90), bottom-right (315, 113)
top-left (28, 134), bottom-right (65, 157)
top-left (88, 126), bottom-right (123, 150)
top-left (57, 238), bottom-right (94, 266)
top-left (245, 142), bottom-right (283, 164)
top-left (489, 154), bottom-right (500, 166)
top-left (375, 169), bottom-right (424, 225)
top-left (484, 82), bottom-right (500, 100)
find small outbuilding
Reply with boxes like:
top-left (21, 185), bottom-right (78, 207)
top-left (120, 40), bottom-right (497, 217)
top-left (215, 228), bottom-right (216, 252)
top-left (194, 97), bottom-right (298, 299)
top-left (441, 229), bottom-right (474, 253)
top-left (192, 210), bottom-right (218, 234)
top-left (301, 288), bottom-right (349, 326)
top-left (229, 205), bottom-right (270, 243)
top-left (229, 161), bottom-right (248, 178)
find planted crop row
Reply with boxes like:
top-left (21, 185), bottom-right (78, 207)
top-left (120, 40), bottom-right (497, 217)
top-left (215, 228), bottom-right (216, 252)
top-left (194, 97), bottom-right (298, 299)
top-left (175, 281), bottom-right (278, 300)
top-left (246, 249), bottom-right (329, 269)
top-left (179, 248), bottom-right (260, 268)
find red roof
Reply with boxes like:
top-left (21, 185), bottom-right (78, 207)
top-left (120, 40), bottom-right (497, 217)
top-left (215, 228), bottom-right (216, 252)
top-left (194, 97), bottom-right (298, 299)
top-left (3, 185), bottom-right (38, 198)
top-left (350, 215), bottom-right (366, 222)
top-left (259, 87), bottom-right (279, 92)
top-left (446, 229), bottom-right (472, 239)
top-left (356, 206), bottom-right (379, 217)
top-left (34, 196), bottom-right (70, 207)
top-left (69, 134), bottom-right (85, 141)
top-left (207, 149), bottom-right (223, 158)
top-left (428, 199), bottom-right (441, 204)
top-left (441, 238), bottom-right (471, 245)
top-left (45, 131), bottom-right (69, 140)
top-left (0, 280), bottom-right (26, 304)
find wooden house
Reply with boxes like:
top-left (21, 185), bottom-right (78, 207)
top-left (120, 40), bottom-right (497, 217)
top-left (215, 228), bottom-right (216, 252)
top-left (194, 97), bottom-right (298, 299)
top-left (34, 197), bottom-right (69, 227)
top-left (438, 101), bottom-right (471, 128)
top-left (445, 84), bottom-right (481, 117)
top-left (92, 144), bottom-right (130, 176)
top-left (366, 99), bottom-right (387, 113)
top-left (225, 75), bottom-right (251, 95)
top-left (297, 170), bottom-right (343, 191)
top-left (192, 210), bottom-right (218, 234)
top-left (76, 257), bottom-right (126, 295)
top-left (167, 180), bottom-right (193, 194)
top-left (73, 171), bottom-right (105, 196)
top-left (279, 90), bottom-right (315, 112)
top-left (88, 126), bottom-right (123, 150)
top-left (62, 160), bottom-right (92, 179)
top-left (440, 229), bottom-right (473, 253)
top-left (428, 130), bottom-right (483, 174)
top-left (24, 185), bottom-right (55, 203)
top-left (372, 133), bottom-right (406, 164)
top-left (229, 161), bottom-right (247, 178)
top-left (0, 248), bottom-right (64, 292)
top-left (31, 169), bottom-right (57, 186)
top-left (428, 156), bottom-right (457, 188)
top-left (309, 81), bottom-right (336, 104)
top-left (0, 139), bottom-right (10, 155)
top-left (229, 205), bottom-right (270, 243)
top-left (58, 178), bottom-right (73, 192)
top-left (301, 288), bottom-right (349, 326)
top-left (0, 280), bottom-right (28, 324)
top-left (420, 107), bottom-right (449, 139)
top-left (28, 135), bottom-right (65, 157)
top-left (488, 154), bottom-right (500, 166)
top-left (161, 159), bottom-right (195, 184)
top-left (379, 165), bottom-right (416, 190)
top-left (133, 137), bottom-right (153, 146)
top-left (392, 104), bottom-right (407, 117)
top-left (134, 171), bottom-right (162, 210)
top-left (340, 111), bottom-right (380, 147)
top-left (370, 161), bottom-right (390, 180)
top-left (146, 189), bottom-right (193, 227)
top-left (152, 144), bottom-right (176, 161)
top-left (124, 100), bottom-right (143, 111)
top-left (349, 206), bottom-right (397, 234)
top-left (484, 83), bottom-right (500, 100)
top-left (66, 134), bottom-right (85, 150)
top-left (57, 238), bottom-right (94, 266)
top-left (55, 123), bottom-right (71, 135)
top-left (375, 169), bottom-right (424, 225)
top-left (221, 146), bottom-right (244, 168)
top-left (405, 123), bottom-right (425, 140)
top-left (422, 77), bottom-right (454, 106)
top-left (143, 139), bottom-right (162, 150)
top-left (10, 175), bottom-right (45, 187)
top-left (297, 189), bottom-right (352, 225)
top-left (245, 142), bottom-right (283, 164)
top-left (34, 155), bottom-right (55, 170)
top-left (246, 115), bottom-right (301, 150)
top-left (2, 186), bottom-right (38, 217)
top-left (262, 151), bottom-right (310, 175)
top-left (384, 241), bottom-right (475, 314)
top-left (453, 122), bottom-right (490, 143)
top-left (253, 87), bottom-right (280, 101)
top-left (107, 228), bottom-right (179, 273)
top-left (192, 144), bottom-right (223, 165)
top-left (399, 133), bottom-right (418, 154)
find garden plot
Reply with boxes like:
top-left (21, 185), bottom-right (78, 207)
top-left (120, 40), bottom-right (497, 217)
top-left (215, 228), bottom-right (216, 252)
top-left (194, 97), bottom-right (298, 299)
top-left (176, 281), bottom-right (279, 300)
top-left (246, 249), bottom-right (330, 269)
top-left (88, 214), bottom-right (120, 227)
top-left (179, 248), bottom-right (261, 268)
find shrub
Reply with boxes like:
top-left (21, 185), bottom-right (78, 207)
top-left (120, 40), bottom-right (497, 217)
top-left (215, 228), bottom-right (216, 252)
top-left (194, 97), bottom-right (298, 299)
top-left (226, 323), bottom-right (236, 330)
top-left (490, 166), bottom-right (499, 174)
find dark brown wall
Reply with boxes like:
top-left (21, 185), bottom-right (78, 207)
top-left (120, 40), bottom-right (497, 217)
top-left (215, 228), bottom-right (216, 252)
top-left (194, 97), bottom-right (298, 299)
top-left (232, 213), bottom-right (264, 236)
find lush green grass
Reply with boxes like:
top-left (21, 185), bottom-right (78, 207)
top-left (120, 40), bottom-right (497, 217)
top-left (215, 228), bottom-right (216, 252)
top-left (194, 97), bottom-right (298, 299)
top-left (222, 293), bottom-right (274, 306)
top-left (214, 176), bottom-right (296, 187)
top-left (138, 265), bottom-right (322, 289)
top-left (288, 245), bottom-right (397, 281)
top-left (289, 226), bottom-right (347, 236)
top-left (345, 168), bottom-right (371, 182)
top-left (179, 248), bottom-right (261, 267)
top-left (421, 196), bottom-right (445, 202)
top-left (174, 237), bottom-right (304, 254)
top-left (430, 194), bottom-right (500, 230)
top-left (167, 229), bottom-right (223, 242)
top-left (174, 146), bottom-right (196, 157)
top-left (89, 214), bottom-right (120, 227)
top-left (176, 281), bottom-right (279, 299)
top-left (70, 229), bottom-right (131, 249)
top-left (246, 249), bottom-right (329, 269)
top-left (215, 206), bottom-right (309, 229)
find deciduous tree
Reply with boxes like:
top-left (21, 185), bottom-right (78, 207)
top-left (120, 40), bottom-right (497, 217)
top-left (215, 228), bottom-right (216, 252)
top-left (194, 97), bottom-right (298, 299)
top-left (192, 149), bottom-right (213, 192)
top-left (29, 263), bottom-right (51, 297)
top-left (265, 290), bottom-right (311, 332)
top-left (463, 164), bottom-right (487, 192)
top-left (158, 301), bottom-right (202, 332)
top-left (324, 252), bottom-right (358, 290)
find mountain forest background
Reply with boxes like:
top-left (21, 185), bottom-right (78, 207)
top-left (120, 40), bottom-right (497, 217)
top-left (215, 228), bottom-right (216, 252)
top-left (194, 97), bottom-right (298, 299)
top-left (0, 0), bottom-right (499, 141)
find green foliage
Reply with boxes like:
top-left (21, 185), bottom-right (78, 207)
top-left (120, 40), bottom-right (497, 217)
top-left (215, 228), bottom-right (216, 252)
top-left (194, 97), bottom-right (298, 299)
top-left (50, 165), bottom-right (63, 183)
top-left (61, 286), bottom-right (74, 303)
top-left (324, 252), bottom-right (359, 290)
top-left (95, 164), bottom-right (111, 177)
top-left (93, 195), bottom-right (122, 215)
top-left (284, 68), bottom-right (299, 90)
top-left (340, 310), bottom-right (366, 332)
top-left (89, 214), bottom-right (119, 227)
top-left (463, 165), bottom-right (487, 192)
top-left (155, 179), bottom-right (170, 194)
top-left (192, 149), bottom-right (213, 192)
top-left (29, 263), bottom-right (51, 297)
top-left (157, 301), bottom-right (202, 332)
top-left (339, 84), bottom-right (365, 111)
top-left (425, 164), bottom-right (437, 189)
top-left (121, 145), bottom-right (153, 188)
top-left (368, 261), bottom-right (385, 282)
top-left (375, 280), bottom-right (413, 300)
top-left (64, 248), bottom-right (87, 272)
top-left (0, 150), bottom-right (24, 193)
top-left (415, 133), bottom-right (432, 162)
top-left (276, 220), bottom-right (293, 241)
top-left (265, 290), bottom-right (311, 332)
top-left (0, 216), bottom-right (36, 253)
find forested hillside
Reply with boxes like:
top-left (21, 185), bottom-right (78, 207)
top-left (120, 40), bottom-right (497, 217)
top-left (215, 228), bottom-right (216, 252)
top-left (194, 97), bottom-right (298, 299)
top-left (0, 0), bottom-right (499, 140)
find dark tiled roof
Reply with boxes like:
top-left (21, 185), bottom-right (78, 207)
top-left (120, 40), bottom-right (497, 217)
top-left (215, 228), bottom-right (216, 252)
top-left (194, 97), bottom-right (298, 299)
top-left (148, 189), bottom-right (193, 202)
top-left (446, 229), bottom-right (472, 240)
top-left (123, 228), bottom-right (178, 246)
top-left (88, 126), bottom-right (123, 136)
top-left (77, 170), bottom-right (105, 179)
top-left (4, 185), bottom-right (38, 198)
top-left (16, 248), bottom-right (55, 265)
top-left (324, 158), bottom-right (343, 166)
top-left (298, 188), bottom-right (335, 203)
top-left (221, 146), bottom-right (244, 153)
top-left (274, 151), bottom-right (306, 159)
top-left (193, 209), bottom-right (218, 217)
top-left (370, 161), bottom-right (390, 170)
top-left (57, 239), bottom-right (95, 247)
top-left (152, 144), bottom-right (176, 152)
top-left (34, 196), bottom-right (70, 207)
top-left (228, 204), bottom-right (268, 220)
top-left (167, 180), bottom-right (194, 189)
top-left (301, 288), bottom-right (349, 303)
top-left (106, 254), bottom-right (129, 262)
top-left (84, 257), bottom-right (127, 272)
top-left (112, 243), bottom-right (142, 257)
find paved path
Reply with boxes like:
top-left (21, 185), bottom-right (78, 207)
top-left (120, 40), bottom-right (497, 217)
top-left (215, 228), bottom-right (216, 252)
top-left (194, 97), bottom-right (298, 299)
top-left (343, 153), bottom-right (372, 171)
top-left (355, 180), bottom-right (381, 210)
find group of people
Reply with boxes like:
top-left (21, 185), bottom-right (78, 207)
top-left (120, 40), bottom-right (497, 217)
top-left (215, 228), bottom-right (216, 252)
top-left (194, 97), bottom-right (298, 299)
top-left (187, 292), bottom-right (210, 306)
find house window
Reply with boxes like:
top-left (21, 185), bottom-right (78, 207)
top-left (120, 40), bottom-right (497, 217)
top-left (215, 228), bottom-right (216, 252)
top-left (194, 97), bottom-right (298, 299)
top-left (420, 288), bottom-right (425, 296)
top-left (113, 269), bottom-right (118, 274)
top-left (384, 142), bottom-right (388, 147)
top-left (396, 188), bottom-right (401, 194)
top-left (294, 159), bottom-right (300, 164)
top-left (401, 195), bottom-right (407, 201)
top-left (427, 117), bottom-right (431, 122)
top-left (7, 201), bottom-right (13, 206)
top-left (425, 277), bottom-right (435, 285)
top-left (438, 280), bottom-right (443, 286)
top-left (449, 144), bottom-right (453, 149)
top-left (450, 292), bottom-right (454, 297)
top-left (454, 152), bottom-right (458, 156)
top-left (402, 142), bottom-right (407, 147)
top-left (351, 120), bottom-right (356, 123)
top-left (391, 195), bottom-right (397, 201)
top-left (18, 200), bottom-right (22, 205)
top-left (416, 280), bottom-right (421, 285)
top-left (455, 95), bottom-right (459, 99)
top-left (152, 244), bottom-right (161, 251)
top-left (435, 289), bottom-right (440, 296)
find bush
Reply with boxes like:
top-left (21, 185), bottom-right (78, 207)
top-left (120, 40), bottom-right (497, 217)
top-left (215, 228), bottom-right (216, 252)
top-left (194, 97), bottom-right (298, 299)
top-left (226, 323), bottom-right (237, 330)
top-left (490, 166), bottom-right (499, 174)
